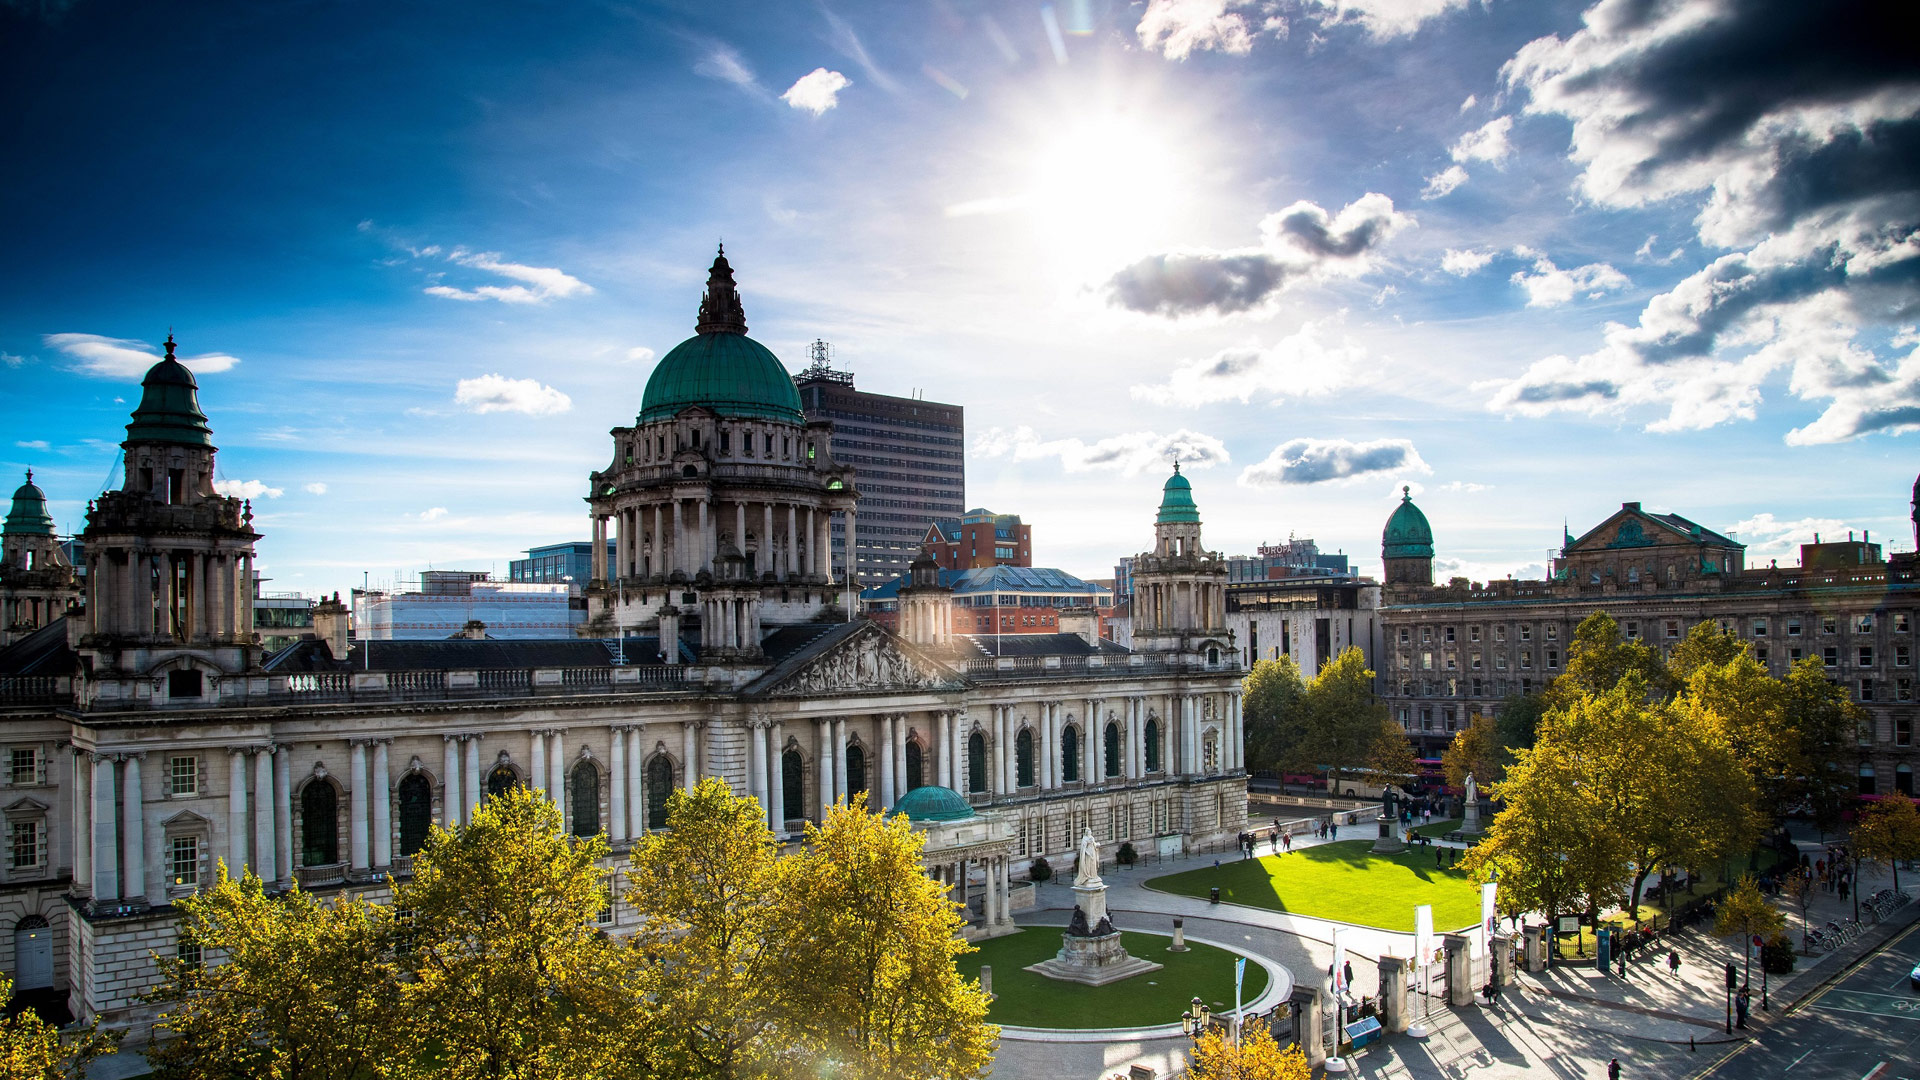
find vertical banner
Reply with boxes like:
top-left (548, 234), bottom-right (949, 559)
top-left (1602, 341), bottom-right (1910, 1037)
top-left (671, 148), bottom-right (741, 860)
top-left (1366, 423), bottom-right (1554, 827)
top-left (1331, 926), bottom-right (1347, 998)
top-left (1481, 881), bottom-right (1499, 957)
top-left (1235, 956), bottom-right (1247, 1036)
top-left (1414, 904), bottom-right (1434, 981)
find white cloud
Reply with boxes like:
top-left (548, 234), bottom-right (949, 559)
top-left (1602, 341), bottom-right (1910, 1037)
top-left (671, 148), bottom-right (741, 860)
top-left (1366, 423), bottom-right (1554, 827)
top-left (304, 482), bottom-right (329, 495)
top-left (1239, 437), bottom-right (1431, 486)
top-left (1458, 94), bottom-right (1477, 113)
top-left (626, 346), bottom-right (656, 364)
top-left (423, 249), bottom-right (593, 305)
top-left (694, 44), bottom-right (759, 91)
top-left (453, 374), bottom-right (573, 416)
top-left (419, 507), bottom-right (449, 522)
top-left (43, 333), bottom-right (241, 378)
top-left (1725, 513), bottom-right (1854, 559)
top-left (1438, 480), bottom-right (1491, 493)
top-left (780, 68), bottom-right (851, 114)
top-left (214, 479), bottom-right (284, 500)
top-left (1305, 0), bottom-right (1472, 40)
top-left (1421, 165), bottom-right (1469, 200)
top-left (1, 352), bottom-right (23, 367)
top-left (16, 440), bottom-right (50, 451)
top-left (1131, 321), bottom-right (1369, 406)
top-left (1441, 248), bottom-right (1495, 276)
top-left (1450, 115), bottom-right (1514, 164)
top-left (1136, 0), bottom-right (1255, 60)
top-left (1509, 255), bottom-right (1630, 307)
top-left (972, 426), bottom-right (1229, 476)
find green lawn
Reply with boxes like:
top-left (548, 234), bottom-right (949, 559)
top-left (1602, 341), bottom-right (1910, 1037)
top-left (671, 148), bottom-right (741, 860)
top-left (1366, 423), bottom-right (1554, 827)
top-left (957, 929), bottom-right (1268, 1029)
top-left (1146, 840), bottom-right (1484, 932)
top-left (1412, 818), bottom-right (1464, 838)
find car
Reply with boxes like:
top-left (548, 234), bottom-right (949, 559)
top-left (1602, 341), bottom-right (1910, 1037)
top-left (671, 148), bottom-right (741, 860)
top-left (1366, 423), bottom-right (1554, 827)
top-left (1909, 961), bottom-right (1920, 992)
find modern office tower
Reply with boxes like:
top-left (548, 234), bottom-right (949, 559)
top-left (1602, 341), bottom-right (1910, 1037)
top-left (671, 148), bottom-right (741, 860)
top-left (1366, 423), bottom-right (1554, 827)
top-left (794, 342), bottom-right (965, 588)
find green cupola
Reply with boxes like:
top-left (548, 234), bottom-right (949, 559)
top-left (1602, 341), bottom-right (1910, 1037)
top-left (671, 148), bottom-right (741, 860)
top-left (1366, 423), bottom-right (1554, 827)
top-left (890, 784), bottom-right (975, 822)
top-left (124, 335), bottom-right (214, 447)
top-left (637, 248), bottom-right (806, 425)
top-left (1155, 461), bottom-right (1200, 524)
top-left (1382, 486), bottom-right (1434, 559)
top-left (4, 471), bottom-right (55, 536)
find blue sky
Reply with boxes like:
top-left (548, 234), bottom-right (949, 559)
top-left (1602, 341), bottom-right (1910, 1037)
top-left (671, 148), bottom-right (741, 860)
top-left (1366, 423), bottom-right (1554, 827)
top-left (3, 0), bottom-right (1915, 597)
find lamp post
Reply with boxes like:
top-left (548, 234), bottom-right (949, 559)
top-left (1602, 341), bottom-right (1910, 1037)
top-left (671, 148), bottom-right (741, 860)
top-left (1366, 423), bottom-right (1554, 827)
top-left (1180, 996), bottom-right (1212, 1045)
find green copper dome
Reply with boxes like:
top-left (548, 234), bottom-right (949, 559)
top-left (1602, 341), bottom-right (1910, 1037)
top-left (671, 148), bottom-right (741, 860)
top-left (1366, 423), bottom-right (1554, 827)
top-left (637, 249), bottom-right (805, 426)
top-left (124, 336), bottom-right (214, 447)
top-left (1155, 462), bottom-right (1200, 524)
top-left (891, 784), bottom-right (975, 822)
top-left (4, 471), bottom-right (54, 536)
top-left (1383, 486), bottom-right (1434, 559)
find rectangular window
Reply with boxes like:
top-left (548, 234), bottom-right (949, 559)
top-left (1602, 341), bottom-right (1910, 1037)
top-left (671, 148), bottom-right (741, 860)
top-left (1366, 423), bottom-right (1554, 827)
top-left (1421, 652), bottom-right (1433, 671)
top-left (1521, 650), bottom-right (1534, 668)
top-left (8, 748), bottom-right (37, 786)
top-left (1398, 628), bottom-right (1410, 644)
top-left (170, 836), bottom-right (199, 887)
top-left (176, 940), bottom-right (202, 967)
top-left (1665, 621), bottom-right (1681, 639)
top-left (1790, 647), bottom-right (1803, 663)
top-left (1898, 677), bottom-right (1913, 702)
top-left (1857, 614), bottom-right (1874, 634)
top-left (1757, 646), bottom-right (1770, 664)
top-left (10, 821), bottom-right (39, 869)
top-left (1897, 613), bottom-right (1911, 633)
top-left (1899, 716), bottom-right (1913, 746)
top-left (1898, 645), bottom-right (1911, 667)
top-left (1471, 653), bottom-right (1483, 670)
top-left (1444, 655), bottom-right (1457, 670)
top-left (1494, 626), bottom-right (1507, 643)
top-left (1624, 621), bottom-right (1640, 639)
top-left (1547, 649), bottom-right (1561, 669)
top-left (1422, 628), bottom-right (1433, 643)
top-left (1786, 618), bottom-right (1802, 637)
top-left (1752, 619), bottom-right (1768, 637)
top-left (1824, 647), bottom-right (1840, 667)
top-left (1445, 627), bottom-right (1456, 643)
top-left (1494, 654), bottom-right (1508, 670)
top-left (1470, 626), bottom-right (1482, 642)
top-left (1860, 680), bottom-right (1875, 702)
top-left (1520, 626), bottom-right (1532, 642)
top-left (169, 756), bottom-right (197, 796)
top-left (1545, 624), bottom-right (1559, 641)
top-left (1822, 616), bottom-right (1838, 634)
top-left (1860, 647), bottom-right (1875, 667)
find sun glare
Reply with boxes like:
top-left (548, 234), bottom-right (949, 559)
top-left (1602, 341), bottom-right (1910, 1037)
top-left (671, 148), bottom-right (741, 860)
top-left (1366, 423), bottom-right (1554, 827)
top-left (1026, 117), bottom-right (1186, 269)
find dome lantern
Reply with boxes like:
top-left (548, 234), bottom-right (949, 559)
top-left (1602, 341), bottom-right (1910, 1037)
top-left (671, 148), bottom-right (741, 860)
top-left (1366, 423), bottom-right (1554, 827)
top-left (4, 471), bottom-right (55, 537)
top-left (124, 333), bottom-right (215, 448)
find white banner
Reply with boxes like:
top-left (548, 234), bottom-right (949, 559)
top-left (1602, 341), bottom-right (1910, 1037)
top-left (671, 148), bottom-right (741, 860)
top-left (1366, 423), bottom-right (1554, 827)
top-left (1414, 904), bottom-right (1434, 980)
top-left (1331, 926), bottom-right (1347, 998)
top-left (1481, 881), bottom-right (1499, 957)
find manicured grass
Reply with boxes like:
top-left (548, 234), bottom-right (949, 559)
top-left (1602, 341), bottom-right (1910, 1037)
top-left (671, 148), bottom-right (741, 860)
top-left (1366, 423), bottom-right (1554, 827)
top-left (1412, 818), bottom-right (1464, 838)
top-left (1147, 840), bottom-right (1484, 932)
top-left (957, 929), bottom-right (1268, 1029)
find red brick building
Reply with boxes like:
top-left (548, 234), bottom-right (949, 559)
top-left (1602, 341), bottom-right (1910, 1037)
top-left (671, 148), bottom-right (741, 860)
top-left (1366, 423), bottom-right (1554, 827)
top-left (924, 508), bottom-right (1032, 571)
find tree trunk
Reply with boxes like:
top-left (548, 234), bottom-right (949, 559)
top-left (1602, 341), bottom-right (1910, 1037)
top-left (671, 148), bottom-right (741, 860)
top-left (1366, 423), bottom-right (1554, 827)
top-left (1629, 868), bottom-right (1650, 921)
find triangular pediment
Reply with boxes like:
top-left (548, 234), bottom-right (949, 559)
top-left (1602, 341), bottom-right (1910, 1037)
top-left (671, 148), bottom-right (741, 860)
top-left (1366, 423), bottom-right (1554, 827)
top-left (1567, 507), bottom-right (1695, 553)
top-left (761, 623), bottom-right (964, 697)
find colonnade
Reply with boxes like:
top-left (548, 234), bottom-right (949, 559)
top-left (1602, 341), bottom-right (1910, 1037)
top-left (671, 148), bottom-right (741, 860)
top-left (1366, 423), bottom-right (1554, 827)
top-left (931, 851), bottom-right (1014, 931)
top-left (86, 547), bottom-right (252, 642)
top-left (1134, 577), bottom-right (1227, 634)
top-left (977, 690), bottom-right (1244, 795)
top-left (593, 499), bottom-right (854, 586)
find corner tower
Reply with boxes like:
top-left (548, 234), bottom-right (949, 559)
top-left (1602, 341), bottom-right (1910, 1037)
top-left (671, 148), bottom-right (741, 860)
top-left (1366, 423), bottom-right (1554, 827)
top-left (1381, 486), bottom-right (1434, 587)
top-left (1, 470), bottom-right (80, 646)
top-left (1129, 463), bottom-right (1231, 658)
top-left (79, 335), bottom-right (261, 706)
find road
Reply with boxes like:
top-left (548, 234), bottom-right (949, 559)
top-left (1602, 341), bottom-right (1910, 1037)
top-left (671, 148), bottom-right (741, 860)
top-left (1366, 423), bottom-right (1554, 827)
top-left (1695, 920), bottom-right (1920, 1080)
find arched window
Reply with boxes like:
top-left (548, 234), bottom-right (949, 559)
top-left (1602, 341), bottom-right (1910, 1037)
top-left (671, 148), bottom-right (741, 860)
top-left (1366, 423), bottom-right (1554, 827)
top-left (846, 744), bottom-right (867, 802)
top-left (301, 782), bottom-right (339, 866)
top-left (1145, 717), bottom-right (1162, 773)
top-left (967, 732), bottom-right (987, 793)
top-left (397, 774), bottom-right (433, 857)
top-left (782, 749), bottom-right (804, 820)
top-left (1061, 726), bottom-right (1081, 783)
top-left (646, 756), bottom-right (675, 830)
top-left (486, 765), bottom-right (517, 800)
top-left (1016, 729), bottom-right (1035, 788)
top-left (571, 760), bottom-right (600, 837)
top-left (1104, 722), bottom-right (1121, 777)
top-left (905, 741), bottom-right (923, 791)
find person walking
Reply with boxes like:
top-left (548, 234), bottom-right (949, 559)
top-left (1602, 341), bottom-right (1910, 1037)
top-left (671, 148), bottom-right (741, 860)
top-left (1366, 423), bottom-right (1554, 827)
top-left (1735, 987), bottom-right (1750, 1030)
top-left (1667, 949), bottom-right (1680, 977)
top-left (1283, 831), bottom-right (1293, 852)
top-left (1608, 1058), bottom-right (1621, 1080)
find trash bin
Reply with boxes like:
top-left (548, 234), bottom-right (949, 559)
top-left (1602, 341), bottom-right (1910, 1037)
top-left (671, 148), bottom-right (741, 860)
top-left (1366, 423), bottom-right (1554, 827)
top-left (1210, 886), bottom-right (1221, 904)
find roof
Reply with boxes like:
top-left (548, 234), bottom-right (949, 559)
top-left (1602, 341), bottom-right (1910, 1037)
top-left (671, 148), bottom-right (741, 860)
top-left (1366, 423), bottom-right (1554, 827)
top-left (638, 251), bottom-right (804, 425)
top-left (264, 637), bottom-right (630, 673)
top-left (4, 472), bottom-right (54, 537)
top-left (1156, 463), bottom-right (1200, 524)
top-left (861, 564), bottom-right (1110, 600)
top-left (0, 619), bottom-right (78, 676)
top-left (955, 633), bottom-right (1128, 658)
top-left (1649, 512), bottom-right (1741, 548)
top-left (124, 336), bottom-right (214, 448)
top-left (891, 784), bottom-right (974, 822)
top-left (1383, 487), bottom-right (1434, 559)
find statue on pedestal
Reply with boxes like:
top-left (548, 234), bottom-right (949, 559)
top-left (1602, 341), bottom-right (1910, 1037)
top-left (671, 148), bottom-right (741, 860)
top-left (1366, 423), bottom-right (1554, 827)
top-left (1076, 829), bottom-right (1102, 887)
top-left (1028, 828), bottom-right (1162, 985)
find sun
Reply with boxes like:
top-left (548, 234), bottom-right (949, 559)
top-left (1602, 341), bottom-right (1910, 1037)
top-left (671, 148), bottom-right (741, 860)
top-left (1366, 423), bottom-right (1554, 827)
top-left (1025, 115), bottom-right (1187, 269)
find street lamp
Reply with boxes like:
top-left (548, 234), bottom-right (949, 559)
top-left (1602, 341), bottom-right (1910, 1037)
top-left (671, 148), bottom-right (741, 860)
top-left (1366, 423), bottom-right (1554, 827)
top-left (1180, 997), bottom-right (1212, 1041)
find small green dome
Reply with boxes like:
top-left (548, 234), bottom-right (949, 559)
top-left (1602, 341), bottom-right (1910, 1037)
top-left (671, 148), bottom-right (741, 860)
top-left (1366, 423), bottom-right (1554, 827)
top-left (637, 248), bottom-right (805, 426)
top-left (1383, 486), bottom-right (1434, 559)
top-left (125, 336), bottom-right (214, 448)
top-left (4, 471), bottom-right (54, 536)
top-left (891, 785), bottom-right (974, 822)
top-left (1155, 462), bottom-right (1200, 524)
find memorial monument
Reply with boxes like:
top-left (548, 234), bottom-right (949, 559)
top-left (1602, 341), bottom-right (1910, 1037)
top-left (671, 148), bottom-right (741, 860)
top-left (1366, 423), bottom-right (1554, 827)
top-left (1371, 784), bottom-right (1406, 853)
top-left (1461, 772), bottom-right (1482, 835)
top-left (1025, 830), bottom-right (1164, 986)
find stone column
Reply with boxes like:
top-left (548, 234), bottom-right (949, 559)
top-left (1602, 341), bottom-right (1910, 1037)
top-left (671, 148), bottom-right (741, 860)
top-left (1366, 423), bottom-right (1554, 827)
top-left (893, 715), bottom-right (908, 795)
top-left (372, 741), bottom-right (391, 869)
top-left (697, 499), bottom-right (710, 577)
top-left (735, 503), bottom-right (746, 565)
top-left (984, 855), bottom-right (999, 926)
top-left (71, 752), bottom-right (91, 896)
top-left (1186, 695), bottom-right (1200, 776)
top-left (749, 719), bottom-right (768, 808)
top-left (786, 505), bottom-right (798, 579)
top-left (591, 514), bottom-right (607, 582)
top-left (1086, 699), bottom-right (1101, 782)
top-left (833, 718), bottom-right (848, 804)
top-left (814, 509), bottom-right (829, 581)
top-left (121, 754), bottom-right (145, 900)
top-left (768, 721), bottom-right (787, 834)
top-left (844, 510), bottom-right (858, 611)
top-left (995, 706), bottom-right (1009, 794)
top-left (1379, 956), bottom-right (1410, 1033)
top-left (610, 728), bottom-right (627, 844)
top-left (252, 749), bottom-right (275, 884)
top-left (531, 730), bottom-right (548, 800)
top-left (349, 741), bottom-right (370, 872)
top-left (1292, 986), bottom-right (1327, 1068)
top-left (549, 730), bottom-right (567, 830)
top-left (681, 722), bottom-right (699, 787)
top-left (1042, 702), bottom-right (1056, 789)
top-left (443, 736), bottom-right (462, 828)
top-left (274, 748), bottom-right (293, 883)
top-left (653, 505), bottom-right (666, 578)
top-left (464, 736), bottom-right (482, 823)
top-left (936, 711), bottom-right (952, 789)
top-left (91, 755), bottom-right (118, 899)
top-left (671, 500), bottom-right (684, 576)
top-left (627, 729), bottom-right (645, 837)
top-left (1444, 934), bottom-right (1473, 1007)
top-left (227, 749), bottom-right (249, 877)
top-left (878, 716), bottom-right (895, 806)
top-left (817, 721), bottom-right (833, 816)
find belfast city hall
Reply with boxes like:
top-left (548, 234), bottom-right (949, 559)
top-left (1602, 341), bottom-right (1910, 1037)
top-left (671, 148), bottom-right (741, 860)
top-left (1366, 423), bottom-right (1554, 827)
top-left (0, 250), bottom-right (1248, 1028)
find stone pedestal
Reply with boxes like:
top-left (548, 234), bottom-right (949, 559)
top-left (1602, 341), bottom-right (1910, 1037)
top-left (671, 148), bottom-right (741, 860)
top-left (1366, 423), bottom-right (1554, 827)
top-left (1491, 932), bottom-right (1514, 988)
top-left (1461, 797), bottom-right (1483, 835)
top-left (1523, 924), bottom-right (1547, 972)
top-left (1370, 813), bottom-right (1406, 854)
top-left (1025, 927), bottom-right (1164, 986)
top-left (1169, 916), bottom-right (1189, 952)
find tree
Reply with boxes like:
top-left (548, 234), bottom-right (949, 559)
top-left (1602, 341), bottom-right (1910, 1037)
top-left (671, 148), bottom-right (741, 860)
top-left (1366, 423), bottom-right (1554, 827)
top-left (1298, 647), bottom-right (1388, 794)
top-left (1543, 612), bottom-right (1665, 712)
top-left (1442, 714), bottom-right (1505, 792)
top-left (1714, 875), bottom-right (1785, 989)
top-left (1852, 796), bottom-right (1920, 891)
top-left (1, 976), bottom-right (117, 1080)
top-left (1682, 652), bottom-right (1797, 817)
top-left (1241, 657), bottom-right (1308, 775)
top-left (1184, 1021), bottom-right (1312, 1080)
top-left (1495, 693), bottom-right (1547, 752)
top-left (1783, 657), bottom-right (1866, 832)
top-left (1365, 720), bottom-right (1418, 790)
top-left (392, 785), bottom-right (638, 1080)
top-left (145, 869), bottom-right (396, 1080)
top-left (769, 801), bottom-right (996, 1080)
top-left (1668, 622), bottom-right (1747, 687)
top-left (1460, 740), bottom-right (1628, 928)
top-left (624, 777), bottom-right (783, 1080)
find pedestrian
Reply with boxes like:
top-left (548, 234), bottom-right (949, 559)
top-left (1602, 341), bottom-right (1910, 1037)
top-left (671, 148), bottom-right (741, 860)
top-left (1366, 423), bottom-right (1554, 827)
top-left (1343, 959), bottom-right (1354, 989)
top-left (1617, 949), bottom-right (1626, 978)
top-left (1735, 988), bottom-right (1749, 1030)
top-left (1667, 948), bottom-right (1679, 976)
top-left (1840, 877), bottom-right (1850, 903)
top-left (1608, 1058), bottom-right (1621, 1080)
top-left (1284, 832), bottom-right (1293, 852)
top-left (1436, 844), bottom-right (1444, 867)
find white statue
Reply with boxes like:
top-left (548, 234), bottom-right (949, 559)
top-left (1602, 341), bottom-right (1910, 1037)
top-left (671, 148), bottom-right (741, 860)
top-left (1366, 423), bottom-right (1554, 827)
top-left (1464, 772), bottom-right (1477, 806)
top-left (1075, 829), bottom-right (1102, 886)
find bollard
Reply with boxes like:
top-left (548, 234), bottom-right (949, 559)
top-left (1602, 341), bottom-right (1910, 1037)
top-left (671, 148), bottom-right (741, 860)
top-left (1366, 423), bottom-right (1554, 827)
top-left (1210, 886), bottom-right (1221, 904)
top-left (1169, 917), bottom-right (1190, 952)
top-left (981, 965), bottom-right (992, 998)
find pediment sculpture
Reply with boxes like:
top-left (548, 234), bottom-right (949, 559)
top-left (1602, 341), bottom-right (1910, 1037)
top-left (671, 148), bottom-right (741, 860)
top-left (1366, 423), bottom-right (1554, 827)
top-left (776, 632), bottom-right (951, 695)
